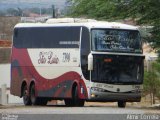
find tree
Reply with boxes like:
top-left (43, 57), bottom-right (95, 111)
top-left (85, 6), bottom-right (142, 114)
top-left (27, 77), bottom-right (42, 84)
top-left (17, 7), bottom-right (23, 16)
top-left (144, 61), bottom-right (160, 104)
top-left (6, 8), bottom-right (19, 16)
top-left (0, 10), bottom-right (5, 16)
top-left (69, 0), bottom-right (160, 50)
top-left (63, 0), bottom-right (73, 15)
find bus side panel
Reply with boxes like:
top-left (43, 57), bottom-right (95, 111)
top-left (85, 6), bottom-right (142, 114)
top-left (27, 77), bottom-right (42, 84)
top-left (10, 47), bottom-right (33, 96)
top-left (10, 47), bottom-right (88, 99)
top-left (10, 63), bottom-right (22, 96)
top-left (36, 72), bottom-right (88, 99)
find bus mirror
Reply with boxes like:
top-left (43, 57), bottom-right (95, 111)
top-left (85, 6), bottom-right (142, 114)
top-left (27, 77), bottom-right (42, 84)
top-left (88, 53), bottom-right (93, 71)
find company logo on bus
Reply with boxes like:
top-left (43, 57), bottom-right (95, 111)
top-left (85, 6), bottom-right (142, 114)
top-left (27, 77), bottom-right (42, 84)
top-left (38, 51), bottom-right (59, 64)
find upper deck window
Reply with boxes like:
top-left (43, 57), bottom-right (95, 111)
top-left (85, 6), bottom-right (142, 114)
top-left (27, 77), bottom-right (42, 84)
top-left (91, 29), bottom-right (142, 53)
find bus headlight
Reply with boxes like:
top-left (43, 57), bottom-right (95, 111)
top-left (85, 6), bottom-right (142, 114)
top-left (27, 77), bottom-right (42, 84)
top-left (91, 87), bottom-right (105, 92)
top-left (91, 94), bottom-right (96, 98)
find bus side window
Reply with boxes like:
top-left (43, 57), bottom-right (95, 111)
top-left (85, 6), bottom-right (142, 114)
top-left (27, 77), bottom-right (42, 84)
top-left (81, 27), bottom-right (90, 80)
top-left (13, 28), bottom-right (23, 48)
top-left (14, 29), bottom-right (18, 38)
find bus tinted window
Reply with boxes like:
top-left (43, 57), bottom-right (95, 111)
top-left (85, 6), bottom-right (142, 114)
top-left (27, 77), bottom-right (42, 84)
top-left (91, 29), bottom-right (142, 53)
top-left (13, 27), bottom-right (80, 48)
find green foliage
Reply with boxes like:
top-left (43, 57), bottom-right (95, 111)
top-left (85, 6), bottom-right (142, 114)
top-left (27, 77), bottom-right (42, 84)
top-left (144, 62), bottom-right (160, 102)
top-left (69, 0), bottom-right (160, 50)
top-left (70, 0), bottom-right (118, 20)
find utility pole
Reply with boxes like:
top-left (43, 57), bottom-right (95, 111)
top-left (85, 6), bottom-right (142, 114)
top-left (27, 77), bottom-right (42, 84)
top-left (52, 5), bottom-right (56, 18)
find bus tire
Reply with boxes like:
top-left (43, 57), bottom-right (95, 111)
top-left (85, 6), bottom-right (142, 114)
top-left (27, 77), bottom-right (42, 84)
top-left (30, 84), bottom-right (39, 105)
top-left (118, 101), bottom-right (126, 108)
top-left (22, 85), bottom-right (31, 106)
top-left (38, 98), bottom-right (48, 106)
top-left (64, 99), bottom-right (74, 106)
top-left (73, 85), bottom-right (85, 107)
top-left (30, 84), bottom-right (48, 106)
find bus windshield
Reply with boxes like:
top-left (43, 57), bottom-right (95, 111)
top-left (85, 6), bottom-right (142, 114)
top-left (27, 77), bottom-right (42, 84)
top-left (91, 29), bottom-right (142, 53)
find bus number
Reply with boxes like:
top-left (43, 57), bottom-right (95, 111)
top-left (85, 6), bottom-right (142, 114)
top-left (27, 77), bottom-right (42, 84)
top-left (62, 53), bottom-right (70, 62)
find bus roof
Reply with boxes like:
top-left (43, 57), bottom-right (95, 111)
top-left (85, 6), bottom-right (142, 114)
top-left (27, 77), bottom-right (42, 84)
top-left (14, 21), bottom-right (138, 30)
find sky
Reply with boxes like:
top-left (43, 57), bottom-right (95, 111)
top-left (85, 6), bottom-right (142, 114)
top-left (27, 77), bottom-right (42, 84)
top-left (0, 0), bottom-right (66, 10)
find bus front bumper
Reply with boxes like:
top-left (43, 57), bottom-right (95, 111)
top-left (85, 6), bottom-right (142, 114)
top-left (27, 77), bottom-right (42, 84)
top-left (88, 91), bottom-right (141, 102)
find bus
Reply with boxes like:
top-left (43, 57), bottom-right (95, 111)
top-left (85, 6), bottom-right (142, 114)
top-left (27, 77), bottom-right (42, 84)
top-left (11, 19), bottom-right (145, 107)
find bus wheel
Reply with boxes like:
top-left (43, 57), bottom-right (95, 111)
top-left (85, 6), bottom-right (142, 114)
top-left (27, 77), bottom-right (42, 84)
top-left (22, 85), bottom-right (31, 105)
top-left (72, 86), bottom-right (85, 107)
top-left (30, 84), bottom-right (39, 105)
top-left (38, 98), bottom-right (48, 106)
top-left (64, 99), bottom-right (74, 106)
top-left (30, 84), bottom-right (48, 106)
top-left (118, 101), bottom-right (126, 108)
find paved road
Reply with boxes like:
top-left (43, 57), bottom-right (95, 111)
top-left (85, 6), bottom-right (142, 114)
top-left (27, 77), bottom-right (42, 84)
top-left (0, 105), bottom-right (145, 114)
top-left (0, 103), bottom-right (160, 120)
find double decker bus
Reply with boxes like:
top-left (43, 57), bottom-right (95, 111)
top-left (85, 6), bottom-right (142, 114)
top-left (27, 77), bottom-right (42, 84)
top-left (11, 19), bottom-right (144, 107)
